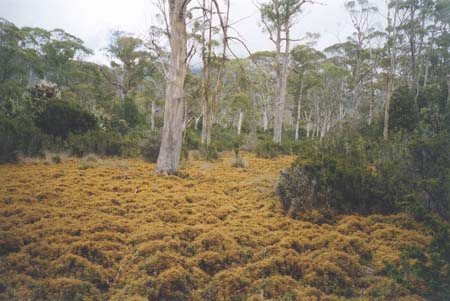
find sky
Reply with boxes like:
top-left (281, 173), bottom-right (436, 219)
top-left (0, 0), bottom-right (371, 65)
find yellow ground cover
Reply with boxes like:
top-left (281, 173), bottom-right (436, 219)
top-left (0, 153), bottom-right (430, 300)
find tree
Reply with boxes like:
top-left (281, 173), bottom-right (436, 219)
top-left (384, 0), bottom-right (402, 141)
top-left (156, 0), bottom-right (191, 175)
top-left (260, 0), bottom-right (312, 144)
top-left (289, 45), bottom-right (325, 140)
top-left (103, 31), bottom-right (155, 100)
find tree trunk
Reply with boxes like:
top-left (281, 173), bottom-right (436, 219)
top-left (274, 23), bottom-right (290, 144)
top-left (295, 78), bottom-right (304, 140)
top-left (150, 100), bottom-right (156, 131)
top-left (384, 0), bottom-right (399, 141)
top-left (156, 0), bottom-right (189, 175)
top-left (384, 74), bottom-right (393, 141)
top-left (263, 108), bottom-right (269, 132)
top-left (237, 110), bottom-right (243, 135)
top-left (200, 0), bottom-right (213, 146)
top-left (447, 75), bottom-right (450, 110)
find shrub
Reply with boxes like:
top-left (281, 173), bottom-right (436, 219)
top-left (140, 132), bottom-right (161, 163)
top-left (51, 155), bottom-right (62, 164)
top-left (35, 100), bottom-right (97, 138)
top-left (211, 128), bottom-right (241, 152)
top-left (0, 115), bottom-right (47, 163)
top-left (200, 145), bottom-right (219, 161)
top-left (68, 131), bottom-right (124, 157)
top-left (231, 157), bottom-right (247, 169)
top-left (184, 129), bottom-right (201, 151)
top-left (384, 220), bottom-right (450, 300)
top-left (113, 97), bottom-right (143, 130)
top-left (278, 132), bottom-right (409, 216)
top-left (256, 138), bottom-right (283, 159)
top-left (85, 154), bottom-right (99, 163)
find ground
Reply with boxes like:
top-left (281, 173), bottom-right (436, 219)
top-left (0, 153), bottom-right (430, 300)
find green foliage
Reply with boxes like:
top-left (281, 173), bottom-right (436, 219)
top-left (183, 129), bottom-right (201, 151)
top-left (51, 154), bottom-right (61, 164)
top-left (35, 100), bottom-right (97, 138)
top-left (211, 128), bottom-right (242, 152)
top-left (68, 131), bottom-right (125, 157)
top-left (256, 138), bottom-right (284, 159)
top-left (0, 115), bottom-right (47, 163)
top-left (408, 131), bottom-right (450, 218)
top-left (384, 220), bottom-right (450, 300)
top-left (201, 145), bottom-right (219, 161)
top-left (140, 132), bottom-right (161, 163)
top-left (390, 86), bottom-right (419, 133)
top-left (278, 131), bottom-right (412, 215)
top-left (113, 98), bottom-right (143, 129)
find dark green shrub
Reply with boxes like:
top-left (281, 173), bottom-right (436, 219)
top-left (281, 139), bottom-right (302, 155)
top-left (409, 131), bottom-right (450, 218)
top-left (0, 115), bottom-right (47, 163)
top-left (278, 133), bottom-right (409, 215)
top-left (256, 138), bottom-right (283, 159)
top-left (211, 127), bottom-right (241, 152)
top-left (140, 132), bottom-right (161, 163)
top-left (35, 100), bottom-right (97, 138)
top-left (384, 220), bottom-right (450, 300)
top-left (390, 86), bottom-right (419, 133)
top-left (51, 155), bottom-right (61, 164)
top-left (201, 144), bottom-right (219, 161)
top-left (113, 98), bottom-right (143, 130)
top-left (68, 130), bottom-right (124, 157)
top-left (184, 129), bottom-right (201, 151)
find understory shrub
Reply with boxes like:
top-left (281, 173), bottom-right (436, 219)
top-left (278, 132), bottom-right (410, 216)
top-left (0, 115), bottom-right (48, 163)
top-left (256, 138), bottom-right (284, 159)
top-left (68, 130), bottom-right (137, 157)
top-left (140, 131), bottom-right (161, 163)
top-left (384, 219), bottom-right (450, 300)
top-left (35, 100), bottom-right (97, 138)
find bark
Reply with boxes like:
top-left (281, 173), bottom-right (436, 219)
top-left (294, 78), bottom-right (304, 140)
top-left (237, 110), bottom-right (243, 135)
top-left (384, 75), bottom-right (394, 141)
top-left (384, 0), bottom-right (399, 141)
top-left (150, 100), bottom-right (156, 131)
top-left (156, 0), bottom-right (189, 175)
top-left (273, 19), bottom-right (290, 145)
top-left (447, 75), bottom-right (450, 110)
top-left (200, 0), bottom-right (213, 146)
top-left (263, 108), bottom-right (269, 132)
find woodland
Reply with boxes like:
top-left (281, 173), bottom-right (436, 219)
top-left (1, 0), bottom-right (450, 300)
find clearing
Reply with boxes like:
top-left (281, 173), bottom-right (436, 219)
top-left (0, 153), bottom-right (429, 300)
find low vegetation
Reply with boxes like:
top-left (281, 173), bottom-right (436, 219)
top-left (0, 153), bottom-right (439, 300)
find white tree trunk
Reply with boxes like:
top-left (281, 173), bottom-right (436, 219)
top-left (263, 108), bottom-right (269, 132)
top-left (294, 79), bottom-right (304, 140)
top-left (273, 26), bottom-right (290, 144)
top-left (156, 0), bottom-right (189, 175)
top-left (150, 100), bottom-right (156, 131)
top-left (237, 110), bottom-right (243, 135)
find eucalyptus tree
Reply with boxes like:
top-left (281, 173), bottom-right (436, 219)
top-left (155, 0), bottom-right (192, 175)
top-left (249, 51), bottom-right (276, 131)
top-left (344, 0), bottom-right (378, 113)
top-left (259, 0), bottom-right (313, 144)
top-left (289, 45), bottom-right (325, 140)
top-left (103, 31), bottom-right (156, 100)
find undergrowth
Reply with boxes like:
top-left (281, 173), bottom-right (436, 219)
top-left (0, 153), bottom-right (431, 300)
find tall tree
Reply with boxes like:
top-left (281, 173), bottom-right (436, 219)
top-left (156, 0), bottom-right (191, 175)
top-left (260, 0), bottom-right (312, 144)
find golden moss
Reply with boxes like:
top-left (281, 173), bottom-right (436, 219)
top-left (0, 152), bottom-right (433, 300)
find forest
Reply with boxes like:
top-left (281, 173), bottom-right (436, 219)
top-left (0, 0), bottom-right (450, 300)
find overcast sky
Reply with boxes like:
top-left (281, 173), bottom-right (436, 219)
top-left (0, 0), bottom-right (374, 65)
